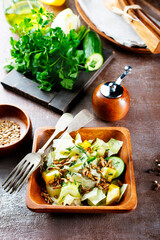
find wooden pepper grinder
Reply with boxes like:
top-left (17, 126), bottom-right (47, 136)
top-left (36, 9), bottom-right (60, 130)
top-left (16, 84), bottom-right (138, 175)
top-left (92, 66), bottom-right (132, 121)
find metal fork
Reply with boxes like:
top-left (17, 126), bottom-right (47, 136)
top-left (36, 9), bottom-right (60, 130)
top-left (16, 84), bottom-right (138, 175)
top-left (2, 109), bottom-right (94, 193)
top-left (2, 113), bottom-right (73, 194)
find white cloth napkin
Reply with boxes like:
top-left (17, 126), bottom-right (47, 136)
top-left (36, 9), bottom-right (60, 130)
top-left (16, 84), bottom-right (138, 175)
top-left (78, 0), bottom-right (146, 47)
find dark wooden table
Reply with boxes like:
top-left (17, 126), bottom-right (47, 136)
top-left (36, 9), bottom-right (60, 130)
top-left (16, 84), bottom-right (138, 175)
top-left (0, 1), bottom-right (160, 239)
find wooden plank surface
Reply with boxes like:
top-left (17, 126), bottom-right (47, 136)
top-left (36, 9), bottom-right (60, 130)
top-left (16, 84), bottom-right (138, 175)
top-left (1, 70), bottom-right (57, 106)
top-left (0, 0), bottom-right (160, 240)
top-left (1, 49), bottom-right (113, 113)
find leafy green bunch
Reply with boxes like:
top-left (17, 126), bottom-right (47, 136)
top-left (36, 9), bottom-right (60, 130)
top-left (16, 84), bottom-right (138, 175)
top-left (5, 8), bottom-right (89, 91)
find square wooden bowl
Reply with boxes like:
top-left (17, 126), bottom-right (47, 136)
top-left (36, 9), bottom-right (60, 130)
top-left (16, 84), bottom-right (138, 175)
top-left (26, 127), bottom-right (137, 213)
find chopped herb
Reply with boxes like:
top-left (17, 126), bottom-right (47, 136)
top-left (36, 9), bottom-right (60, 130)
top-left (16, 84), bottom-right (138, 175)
top-left (105, 157), bottom-right (110, 162)
top-left (80, 156), bottom-right (86, 161)
top-left (62, 182), bottom-right (67, 187)
top-left (93, 146), bottom-right (99, 151)
top-left (81, 162), bottom-right (87, 170)
top-left (78, 185), bottom-right (82, 193)
top-left (66, 147), bottom-right (74, 152)
top-left (87, 154), bottom-right (97, 164)
top-left (70, 172), bottom-right (76, 176)
top-left (76, 145), bottom-right (89, 160)
top-left (69, 160), bottom-right (76, 167)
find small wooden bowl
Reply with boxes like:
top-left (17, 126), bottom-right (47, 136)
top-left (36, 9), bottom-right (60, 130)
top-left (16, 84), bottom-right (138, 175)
top-left (0, 104), bottom-right (32, 155)
top-left (26, 127), bottom-right (137, 213)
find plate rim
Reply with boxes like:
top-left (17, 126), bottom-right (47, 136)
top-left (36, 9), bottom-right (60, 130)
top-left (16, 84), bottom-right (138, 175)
top-left (75, 0), bottom-right (150, 54)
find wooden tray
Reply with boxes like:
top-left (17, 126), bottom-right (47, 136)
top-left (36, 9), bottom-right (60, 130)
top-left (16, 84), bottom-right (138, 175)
top-left (75, 0), bottom-right (150, 53)
top-left (26, 127), bottom-right (137, 213)
top-left (1, 49), bottom-right (114, 113)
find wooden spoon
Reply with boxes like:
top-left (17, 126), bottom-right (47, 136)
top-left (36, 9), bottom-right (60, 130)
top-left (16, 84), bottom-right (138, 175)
top-left (124, 0), bottom-right (160, 36)
top-left (118, 0), bottom-right (160, 53)
top-left (134, 0), bottom-right (160, 21)
top-left (103, 0), bottom-right (160, 54)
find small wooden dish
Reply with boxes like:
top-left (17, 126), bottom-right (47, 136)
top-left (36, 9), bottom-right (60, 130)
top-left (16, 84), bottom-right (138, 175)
top-left (26, 127), bottom-right (137, 213)
top-left (0, 104), bottom-right (31, 155)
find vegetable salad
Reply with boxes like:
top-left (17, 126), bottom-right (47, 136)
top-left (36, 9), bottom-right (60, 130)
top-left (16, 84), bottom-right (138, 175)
top-left (41, 133), bottom-right (127, 206)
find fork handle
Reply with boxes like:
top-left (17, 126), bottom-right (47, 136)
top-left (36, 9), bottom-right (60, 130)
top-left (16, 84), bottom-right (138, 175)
top-left (38, 129), bottom-right (59, 155)
top-left (42, 109), bottom-right (94, 157)
top-left (66, 109), bottom-right (94, 133)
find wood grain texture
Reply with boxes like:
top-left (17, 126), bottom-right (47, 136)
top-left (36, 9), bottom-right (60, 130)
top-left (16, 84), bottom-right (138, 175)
top-left (75, 0), bottom-right (151, 53)
top-left (135, 0), bottom-right (160, 21)
top-left (128, 0), bottom-right (160, 34)
top-left (0, 0), bottom-right (160, 240)
top-left (0, 104), bottom-right (32, 156)
top-left (92, 84), bottom-right (130, 121)
top-left (119, 0), bottom-right (160, 54)
top-left (1, 50), bottom-right (114, 113)
top-left (26, 127), bottom-right (137, 213)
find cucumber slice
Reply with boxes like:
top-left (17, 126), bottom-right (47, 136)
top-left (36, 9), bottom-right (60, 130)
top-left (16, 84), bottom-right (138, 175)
top-left (85, 53), bottom-right (103, 71)
top-left (107, 156), bottom-right (125, 178)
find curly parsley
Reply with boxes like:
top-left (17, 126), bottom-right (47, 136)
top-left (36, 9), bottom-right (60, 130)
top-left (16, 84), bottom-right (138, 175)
top-left (5, 8), bottom-right (89, 91)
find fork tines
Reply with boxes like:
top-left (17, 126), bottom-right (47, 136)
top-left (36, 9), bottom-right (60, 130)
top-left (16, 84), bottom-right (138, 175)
top-left (2, 154), bottom-right (34, 193)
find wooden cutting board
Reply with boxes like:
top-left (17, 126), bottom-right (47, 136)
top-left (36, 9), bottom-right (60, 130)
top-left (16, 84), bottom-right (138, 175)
top-left (1, 48), bottom-right (114, 113)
